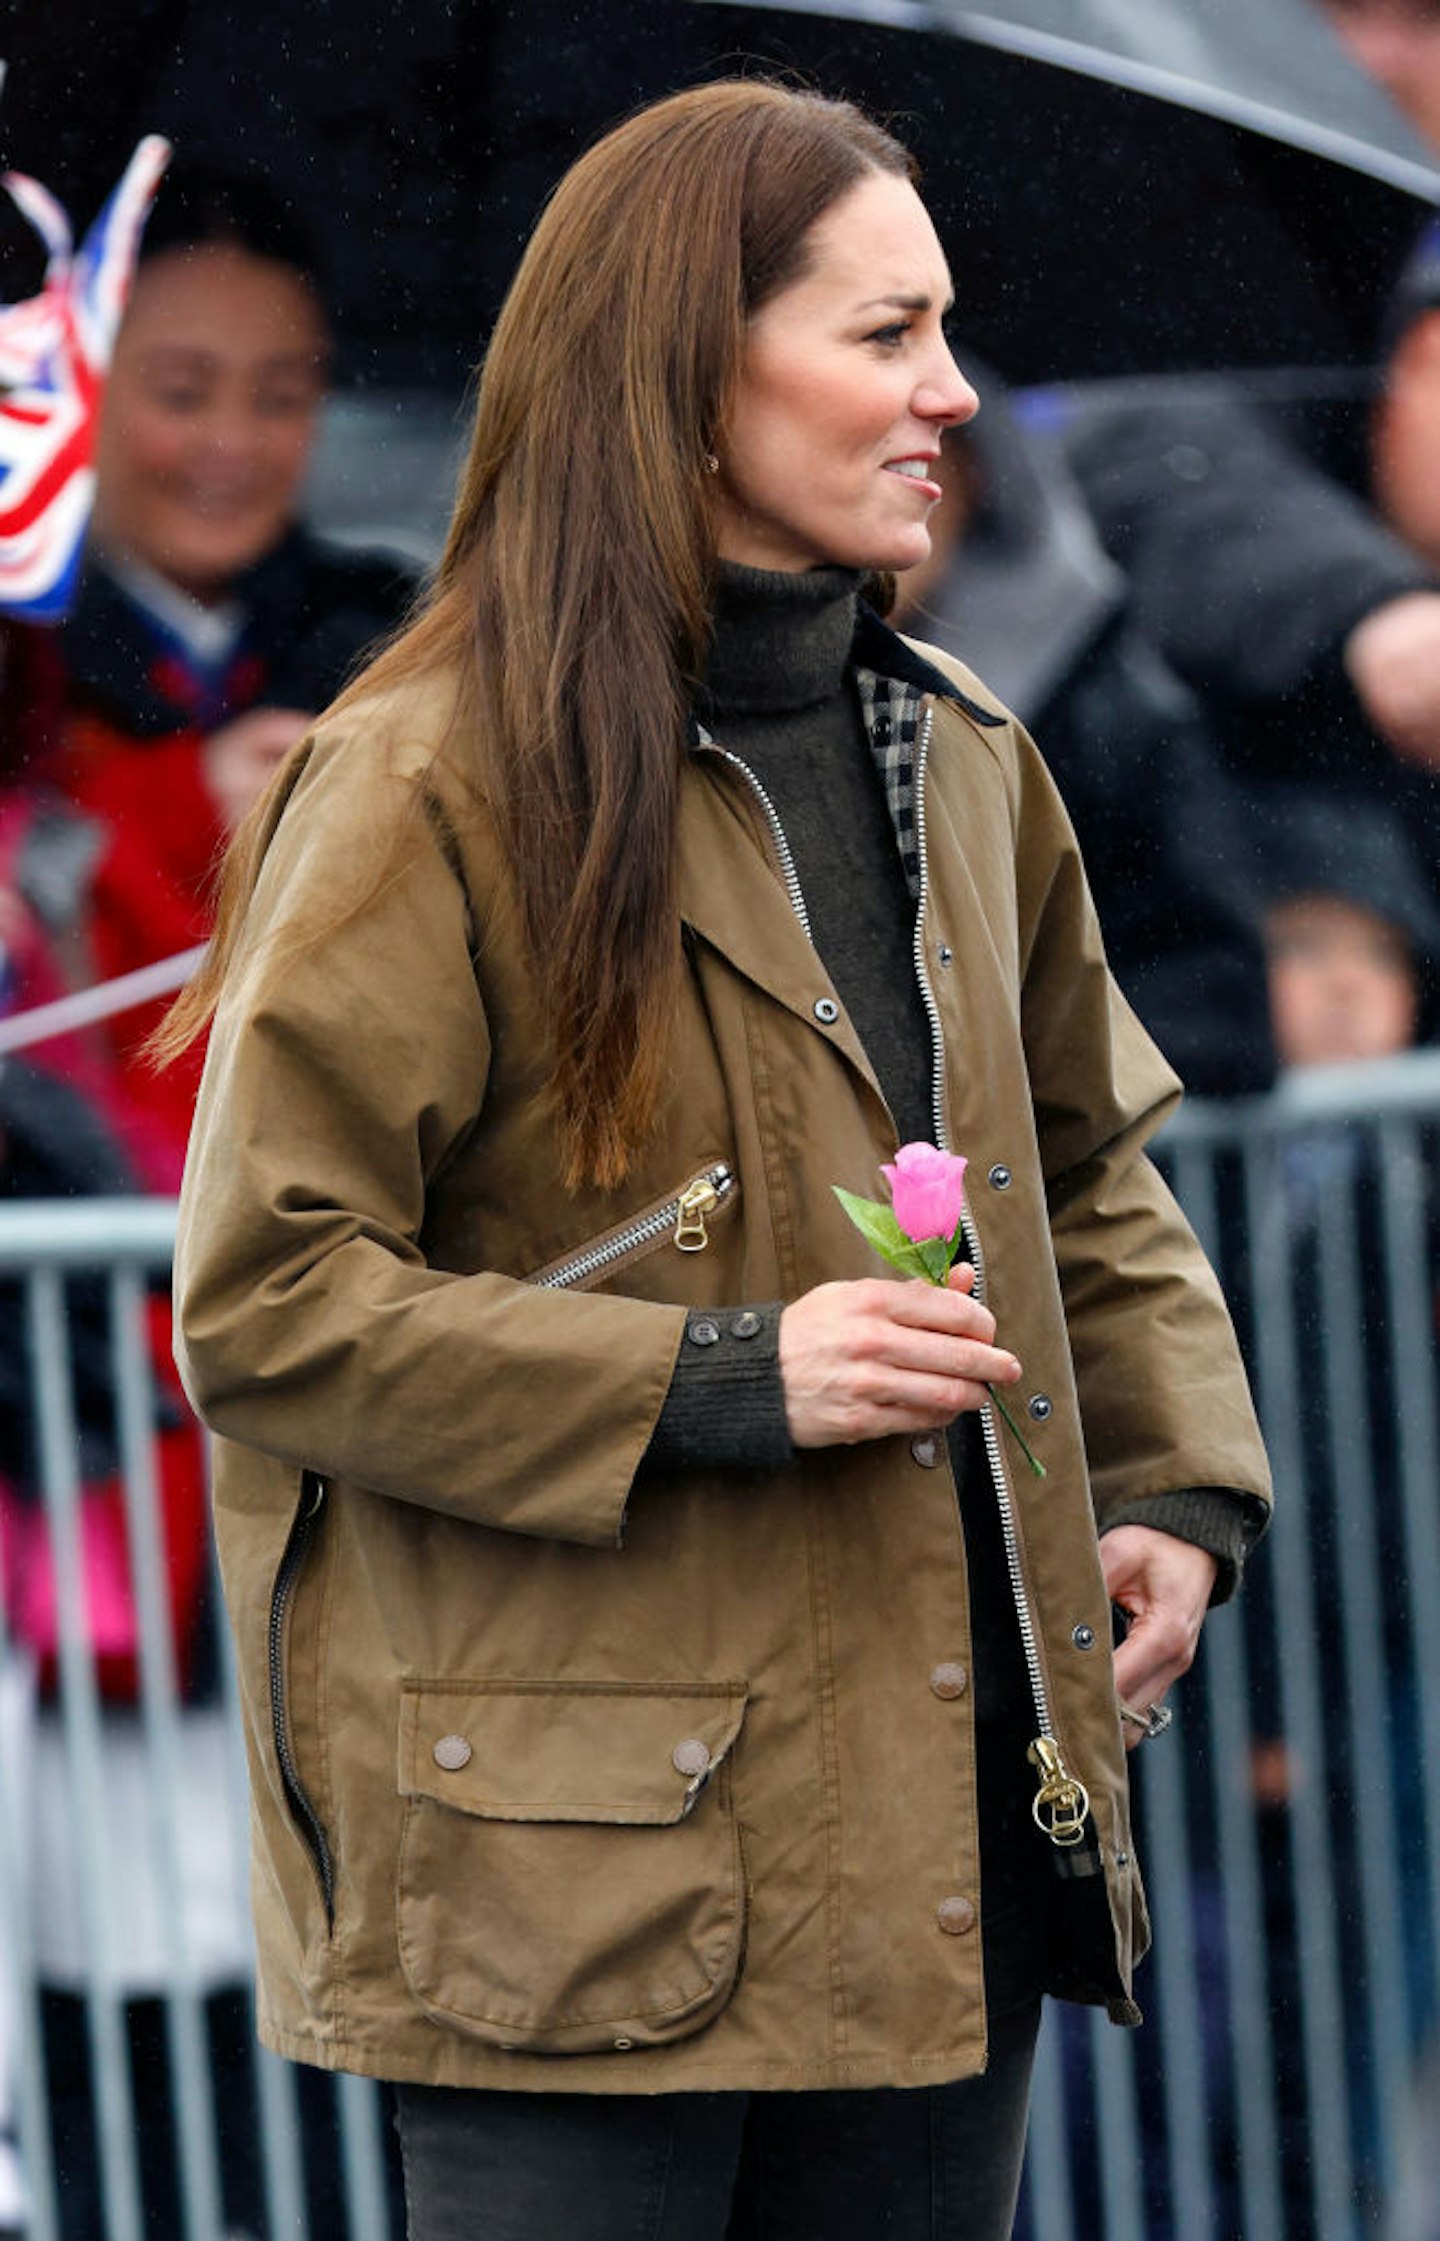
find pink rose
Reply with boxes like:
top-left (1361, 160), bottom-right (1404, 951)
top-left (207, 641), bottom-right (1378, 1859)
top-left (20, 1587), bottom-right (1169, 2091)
top-left (881, 1142), bottom-right (968, 1246)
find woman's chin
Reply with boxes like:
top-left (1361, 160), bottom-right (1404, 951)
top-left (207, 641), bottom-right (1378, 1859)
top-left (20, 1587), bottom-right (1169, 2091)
top-left (854, 512), bottom-right (937, 574)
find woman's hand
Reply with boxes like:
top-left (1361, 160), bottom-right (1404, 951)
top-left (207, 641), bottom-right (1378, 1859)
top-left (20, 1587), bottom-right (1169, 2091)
top-left (1102, 1525), bottom-right (1217, 1749)
top-left (201, 706), bottom-right (312, 834)
top-left (778, 1264), bottom-right (1021, 1449)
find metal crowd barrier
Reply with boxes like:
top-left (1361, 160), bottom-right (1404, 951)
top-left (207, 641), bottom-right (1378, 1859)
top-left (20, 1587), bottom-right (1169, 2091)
top-left (1021, 1049), bottom-right (1440, 2241)
top-left (3, 1049), bottom-right (1440, 2237)
top-left (0, 1203), bottom-right (395, 2241)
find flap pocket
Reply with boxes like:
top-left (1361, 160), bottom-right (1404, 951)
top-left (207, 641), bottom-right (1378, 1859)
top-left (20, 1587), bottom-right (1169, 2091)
top-left (399, 1679), bottom-right (746, 1824)
top-left (395, 1679), bottom-right (749, 2054)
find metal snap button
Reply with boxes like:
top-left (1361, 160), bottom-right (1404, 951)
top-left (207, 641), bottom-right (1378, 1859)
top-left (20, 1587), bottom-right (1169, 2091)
top-left (731, 1311), bottom-right (763, 1340)
top-left (1072, 1623), bottom-right (1096, 1651)
top-left (910, 1433), bottom-right (941, 1469)
top-left (1027, 1393), bottom-right (1053, 1421)
top-left (936, 943), bottom-right (954, 967)
top-left (672, 1738), bottom-right (712, 1779)
top-left (936, 1895), bottom-right (976, 1936)
top-left (432, 1734), bottom-right (473, 1772)
top-left (813, 997), bottom-right (840, 1025)
top-left (687, 1317), bottom-right (721, 1347)
top-left (613, 2037), bottom-right (635, 2051)
top-left (929, 1663), bottom-right (969, 1701)
top-left (987, 1164), bottom-right (1012, 1191)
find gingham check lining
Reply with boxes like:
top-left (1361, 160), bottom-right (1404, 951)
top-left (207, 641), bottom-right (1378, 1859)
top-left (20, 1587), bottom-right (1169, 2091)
top-left (854, 665), bottom-right (925, 903)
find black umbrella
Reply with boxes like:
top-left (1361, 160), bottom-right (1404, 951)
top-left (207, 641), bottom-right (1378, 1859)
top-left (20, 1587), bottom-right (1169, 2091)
top-left (924, 0), bottom-right (1439, 192)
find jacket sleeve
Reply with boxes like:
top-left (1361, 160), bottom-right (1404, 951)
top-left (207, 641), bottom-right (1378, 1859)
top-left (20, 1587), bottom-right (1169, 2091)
top-left (1006, 717), bottom-right (1273, 1534)
top-left (1068, 394), bottom-right (1433, 717)
top-left (173, 720), bottom-right (686, 1549)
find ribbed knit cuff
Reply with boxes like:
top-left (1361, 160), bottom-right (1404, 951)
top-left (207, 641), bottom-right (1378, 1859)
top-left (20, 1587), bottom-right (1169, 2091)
top-left (1102, 1487), bottom-right (1270, 1605)
top-left (644, 1304), bottom-right (794, 1473)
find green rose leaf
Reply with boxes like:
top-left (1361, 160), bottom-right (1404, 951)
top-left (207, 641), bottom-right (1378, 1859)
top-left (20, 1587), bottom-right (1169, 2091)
top-left (832, 1187), bottom-right (937, 1280)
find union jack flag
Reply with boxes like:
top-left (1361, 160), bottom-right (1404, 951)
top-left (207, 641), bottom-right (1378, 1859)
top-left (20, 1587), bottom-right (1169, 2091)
top-left (0, 133), bottom-right (170, 624)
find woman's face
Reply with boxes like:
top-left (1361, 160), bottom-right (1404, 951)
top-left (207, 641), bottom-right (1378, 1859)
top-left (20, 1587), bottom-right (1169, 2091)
top-left (93, 243), bottom-right (328, 602)
top-left (714, 171), bottom-right (978, 576)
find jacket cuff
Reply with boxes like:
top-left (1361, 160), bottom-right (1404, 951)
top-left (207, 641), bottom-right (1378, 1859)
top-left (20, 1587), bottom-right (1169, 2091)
top-left (1102, 1487), bottom-right (1269, 1605)
top-left (644, 1304), bottom-right (794, 1472)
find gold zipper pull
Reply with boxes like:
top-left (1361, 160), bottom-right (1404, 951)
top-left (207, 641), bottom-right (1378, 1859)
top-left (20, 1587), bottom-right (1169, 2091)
top-left (675, 1176), bottom-right (720, 1252)
top-left (1028, 1735), bottom-right (1091, 1848)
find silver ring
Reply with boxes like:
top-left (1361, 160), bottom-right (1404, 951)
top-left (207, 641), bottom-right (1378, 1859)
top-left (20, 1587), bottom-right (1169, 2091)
top-left (1120, 1701), bottom-right (1173, 1739)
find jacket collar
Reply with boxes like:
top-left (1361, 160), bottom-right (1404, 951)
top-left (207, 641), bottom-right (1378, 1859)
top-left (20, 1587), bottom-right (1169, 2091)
top-left (852, 600), bottom-right (1006, 727)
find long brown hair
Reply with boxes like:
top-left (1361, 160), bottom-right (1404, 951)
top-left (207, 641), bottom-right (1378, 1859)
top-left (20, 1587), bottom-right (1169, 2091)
top-left (161, 80), bottom-right (915, 1188)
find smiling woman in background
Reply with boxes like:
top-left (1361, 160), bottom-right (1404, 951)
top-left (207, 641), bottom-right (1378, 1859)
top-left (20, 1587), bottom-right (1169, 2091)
top-left (44, 170), bottom-right (412, 1187)
top-left (164, 81), bottom-right (1271, 2240)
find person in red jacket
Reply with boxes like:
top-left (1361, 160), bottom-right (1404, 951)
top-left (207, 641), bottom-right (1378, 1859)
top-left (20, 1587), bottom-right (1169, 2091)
top-left (48, 168), bottom-right (413, 1188)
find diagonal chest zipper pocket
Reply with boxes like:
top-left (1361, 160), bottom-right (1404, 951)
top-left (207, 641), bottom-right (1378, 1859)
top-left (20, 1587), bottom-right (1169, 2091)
top-left (528, 1162), bottom-right (737, 1291)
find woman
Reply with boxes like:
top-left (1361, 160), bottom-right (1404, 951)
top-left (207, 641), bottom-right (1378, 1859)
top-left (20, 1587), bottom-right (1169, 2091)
top-left (49, 168), bottom-right (412, 1189)
top-left (168, 82), bottom-right (1271, 2239)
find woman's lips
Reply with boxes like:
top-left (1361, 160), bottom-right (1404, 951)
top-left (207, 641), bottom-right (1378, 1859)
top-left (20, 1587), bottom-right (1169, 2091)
top-left (882, 457), bottom-right (942, 499)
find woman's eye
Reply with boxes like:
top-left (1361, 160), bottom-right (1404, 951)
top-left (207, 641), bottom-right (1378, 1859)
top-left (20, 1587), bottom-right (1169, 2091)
top-left (866, 322), bottom-right (911, 349)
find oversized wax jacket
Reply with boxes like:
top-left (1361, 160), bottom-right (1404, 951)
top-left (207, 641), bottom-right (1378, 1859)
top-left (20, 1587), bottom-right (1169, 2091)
top-left (173, 619), bottom-right (1272, 2095)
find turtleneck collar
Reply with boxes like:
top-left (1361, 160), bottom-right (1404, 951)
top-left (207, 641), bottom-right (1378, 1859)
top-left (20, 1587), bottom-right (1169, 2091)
top-left (700, 560), bottom-right (862, 718)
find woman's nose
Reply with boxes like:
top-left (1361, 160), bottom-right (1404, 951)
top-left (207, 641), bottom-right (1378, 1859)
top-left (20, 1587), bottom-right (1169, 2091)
top-left (917, 354), bottom-right (979, 429)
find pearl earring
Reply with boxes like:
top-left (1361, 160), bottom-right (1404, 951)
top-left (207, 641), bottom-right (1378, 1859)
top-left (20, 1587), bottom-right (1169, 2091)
top-left (704, 453), bottom-right (720, 476)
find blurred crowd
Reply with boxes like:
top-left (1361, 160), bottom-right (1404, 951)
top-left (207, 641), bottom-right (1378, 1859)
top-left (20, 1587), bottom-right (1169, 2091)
top-left (5, 0), bottom-right (1440, 2234)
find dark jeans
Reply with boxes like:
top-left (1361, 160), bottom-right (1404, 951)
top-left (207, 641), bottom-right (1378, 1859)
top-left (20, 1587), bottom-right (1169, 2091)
top-left (393, 1995), bottom-right (1041, 2241)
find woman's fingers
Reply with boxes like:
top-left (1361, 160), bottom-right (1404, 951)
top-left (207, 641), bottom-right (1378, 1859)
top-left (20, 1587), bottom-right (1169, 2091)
top-left (779, 1277), bottom-right (1021, 1449)
top-left (1102, 1526), bottom-right (1218, 1750)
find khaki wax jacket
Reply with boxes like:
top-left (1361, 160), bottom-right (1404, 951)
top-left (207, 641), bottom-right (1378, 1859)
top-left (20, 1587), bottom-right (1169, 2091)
top-left (173, 623), bottom-right (1272, 2094)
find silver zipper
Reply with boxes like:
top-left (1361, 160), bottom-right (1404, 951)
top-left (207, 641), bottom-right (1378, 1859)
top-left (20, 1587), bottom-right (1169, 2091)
top-left (707, 746), bottom-right (812, 938)
top-left (535, 1163), bottom-right (736, 1290)
top-left (910, 707), bottom-right (1090, 1847)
